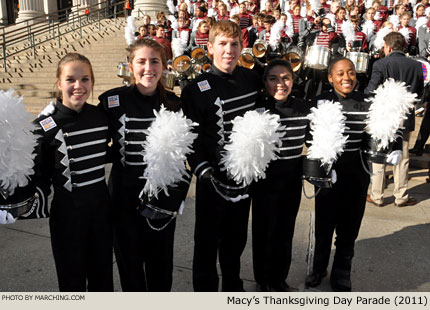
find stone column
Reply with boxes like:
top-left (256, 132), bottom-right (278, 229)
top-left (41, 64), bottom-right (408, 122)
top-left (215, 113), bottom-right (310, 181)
top-left (43, 0), bottom-right (57, 16)
top-left (15, 0), bottom-right (44, 24)
top-left (0, 0), bottom-right (8, 25)
top-left (132, 0), bottom-right (168, 19)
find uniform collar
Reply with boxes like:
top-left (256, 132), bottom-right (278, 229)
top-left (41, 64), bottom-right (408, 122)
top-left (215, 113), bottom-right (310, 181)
top-left (210, 65), bottom-right (237, 79)
top-left (55, 99), bottom-right (87, 116)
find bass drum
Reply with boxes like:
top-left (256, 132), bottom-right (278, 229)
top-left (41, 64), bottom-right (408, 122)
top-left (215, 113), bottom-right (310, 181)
top-left (283, 47), bottom-right (303, 72)
top-left (412, 57), bottom-right (430, 87)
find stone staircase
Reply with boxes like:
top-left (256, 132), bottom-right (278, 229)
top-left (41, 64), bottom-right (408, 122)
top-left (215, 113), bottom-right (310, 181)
top-left (0, 18), bottom-right (131, 115)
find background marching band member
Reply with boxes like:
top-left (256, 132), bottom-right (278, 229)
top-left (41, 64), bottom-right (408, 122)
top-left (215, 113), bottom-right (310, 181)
top-left (305, 58), bottom-right (370, 292)
top-left (98, 39), bottom-right (182, 291)
top-left (365, 32), bottom-right (424, 208)
top-left (186, 19), bottom-right (210, 53)
top-left (252, 59), bottom-right (310, 292)
top-left (181, 20), bottom-right (261, 292)
top-left (398, 12), bottom-right (417, 55)
top-left (34, 53), bottom-right (113, 291)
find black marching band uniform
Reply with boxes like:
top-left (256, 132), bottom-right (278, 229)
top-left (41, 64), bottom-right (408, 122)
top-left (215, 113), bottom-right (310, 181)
top-left (33, 100), bottom-right (113, 292)
top-left (251, 94), bottom-right (311, 291)
top-left (98, 84), bottom-right (181, 292)
top-left (181, 65), bottom-right (261, 292)
top-left (307, 89), bottom-right (371, 291)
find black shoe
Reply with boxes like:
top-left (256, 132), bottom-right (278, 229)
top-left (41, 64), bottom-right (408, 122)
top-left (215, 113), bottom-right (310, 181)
top-left (305, 270), bottom-right (327, 288)
top-left (268, 281), bottom-right (299, 292)
top-left (409, 148), bottom-right (424, 156)
top-left (330, 270), bottom-right (352, 292)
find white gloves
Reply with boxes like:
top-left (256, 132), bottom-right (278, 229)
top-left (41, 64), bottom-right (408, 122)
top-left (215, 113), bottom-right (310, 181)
top-left (331, 169), bottom-right (337, 184)
top-left (38, 101), bottom-right (56, 117)
top-left (0, 210), bottom-right (16, 224)
top-left (386, 150), bottom-right (403, 165)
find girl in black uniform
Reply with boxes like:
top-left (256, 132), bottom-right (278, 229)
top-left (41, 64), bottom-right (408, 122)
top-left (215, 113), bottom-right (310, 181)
top-left (33, 53), bottom-right (113, 291)
top-left (98, 39), bottom-right (181, 292)
top-left (252, 59), bottom-right (311, 292)
top-left (305, 58), bottom-right (370, 292)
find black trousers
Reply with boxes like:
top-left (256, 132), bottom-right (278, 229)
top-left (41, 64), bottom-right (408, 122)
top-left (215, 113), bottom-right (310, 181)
top-left (193, 179), bottom-right (251, 292)
top-left (251, 164), bottom-right (302, 285)
top-left (49, 189), bottom-right (113, 292)
top-left (312, 160), bottom-right (370, 275)
top-left (413, 106), bottom-right (430, 151)
top-left (111, 184), bottom-right (176, 292)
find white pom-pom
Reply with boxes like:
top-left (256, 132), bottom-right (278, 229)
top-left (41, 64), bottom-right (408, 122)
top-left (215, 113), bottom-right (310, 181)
top-left (221, 111), bottom-right (285, 186)
top-left (342, 20), bottom-right (356, 42)
top-left (362, 20), bottom-right (375, 41)
top-left (0, 89), bottom-right (38, 195)
top-left (172, 30), bottom-right (189, 57)
top-left (398, 27), bottom-right (410, 42)
top-left (371, 26), bottom-right (392, 50)
top-left (124, 16), bottom-right (137, 45)
top-left (366, 79), bottom-right (418, 150)
top-left (307, 100), bottom-right (348, 167)
top-left (142, 106), bottom-right (198, 198)
top-left (415, 16), bottom-right (427, 31)
top-left (388, 14), bottom-right (400, 29)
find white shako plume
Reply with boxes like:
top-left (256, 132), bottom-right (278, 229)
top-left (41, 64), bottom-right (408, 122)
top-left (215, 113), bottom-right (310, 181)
top-left (361, 20), bottom-right (375, 41)
top-left (172, 30), bottom-right (189, 57)
top-left (167, 0), bottom-right (176, 14)
top-left (124, 15), bottom-right (136, 46)
top-left (307, 100), bottom-right (348, 168)
top-left (141, 106), bottom-right (198, 198)
top-left (269, 20), bottom-right (285, 51)
top-left (398, 27), bottom-right (410, 43)
top-left (221, 110), bottom-right (285, 186)
top-left (342, 20), bottom-right (356, 43)
top-left (415, 16), bottom-right (427, 31)
top-left (0, 89), bottom-right (38, 196)
top-left (309, 0), bottom-right (321, 14)
top-left (365, 78), bottom-right (418, 150)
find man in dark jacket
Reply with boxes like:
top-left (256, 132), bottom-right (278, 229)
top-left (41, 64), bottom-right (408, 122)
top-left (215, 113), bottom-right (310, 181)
top-left (365, 32), bottom-right (424, 207)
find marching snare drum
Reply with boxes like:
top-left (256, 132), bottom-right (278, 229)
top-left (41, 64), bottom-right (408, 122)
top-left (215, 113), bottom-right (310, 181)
top-left (304, 46), bottom-right (331, 70)
top-left (252, 39), bottom-right (268, 58)
top-left (412, 57), bottom-right (430, 87)
top-left (346, 52), bottom-right (370, 74)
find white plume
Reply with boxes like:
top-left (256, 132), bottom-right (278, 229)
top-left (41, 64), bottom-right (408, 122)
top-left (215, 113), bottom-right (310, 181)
top-left (388, 14), bottom-right (400, 29)
top-left (307, 100), bottom-right (348, 167)
top-left (366, 79), bottom-right (418, 150)
top-left (342, 20), bottom-right (356, 42)
top-left (231, 5), bottom-right (239, 16)
top-left (374, 11), bottom-right (382, 21)
top-left (208, 8), bottom-right (215, 17)
top-left (167, 0), bottom-right (176, 14)
top-left (325, 13), bottom-right (336, 26)
top-left (172, 30), bottom-right (189, 57)
top-left (365, 0), bottom-right (373, 8)
top-left (185, 0), bottom-right (192, 13)
top-left (170, 18), bottom-right (178, 30)
top-left (142, 107), bottom-right (198, 198)
top-left (269, 20), bottom-right (284, 50)
top-left (362, 20), bottom-right (375, 41)
top-left (124, 15), bottom-right (137, 46)
top-left (426, 6), bottom-right (430, 17)
top-left (415, 16), bottom-right (427, 31)
top-left (371, 26), bottom-right (393, 50)
top-left (398, 27), bottom-right (410, 42)
top-left (260, 0), bottom-right (268, 12)
top-left (0, 89), bottom-right (38, 196)
top-left (221, 111), bottom-right (285, 186)
top-left (309, 0), bottom-right (321, 13)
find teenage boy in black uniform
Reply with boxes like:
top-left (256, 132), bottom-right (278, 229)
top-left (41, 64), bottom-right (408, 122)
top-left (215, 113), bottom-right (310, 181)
top-left (181, 20), bottom-right (261, 292)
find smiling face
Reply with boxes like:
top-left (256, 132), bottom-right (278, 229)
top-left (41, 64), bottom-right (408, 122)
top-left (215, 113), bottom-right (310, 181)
top-left (328, 59), bottom-right (357, 97)
top-left (264, 65), bottom-right (294, 102)
top-left (57, 61), bottom-right (93, 112)
top-left (129, 46), bottom-right (163, 96)
top-left (207, 34), bottom-right (241, 74)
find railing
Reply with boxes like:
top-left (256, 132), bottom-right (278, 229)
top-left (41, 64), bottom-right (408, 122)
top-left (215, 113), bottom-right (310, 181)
top-left (0, 0), bottom-right (133, 72)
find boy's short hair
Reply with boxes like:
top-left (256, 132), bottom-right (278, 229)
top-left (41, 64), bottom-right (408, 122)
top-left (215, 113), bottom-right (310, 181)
top-left (208, 20), bottom-right (243, 47)
top-left (263, 15), bottom-right (276, 24)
